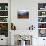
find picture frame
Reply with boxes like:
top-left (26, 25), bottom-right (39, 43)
top-left (38, 29), bottom-right (46, 37)
top-left (17, 10), bottom-right (29, 19)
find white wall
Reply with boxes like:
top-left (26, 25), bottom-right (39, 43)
top-left (11, 0), bottom-right (46, 46)
top-left (11, 0), bottom-right (46, 30)
top-left (11, 0), bottom-right (38, 45)
top-left (11, 0), bottom-right (38, 30)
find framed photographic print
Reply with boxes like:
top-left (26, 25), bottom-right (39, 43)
top-left (0, 17), bottom-right (8, 22)
top-left (17, 10), bottom-right (29, 19)
top-left (38, 23), bottom-right (46, 28)
top-left (38, 29), bottom-right (46, 37)
top-left (0, 23), bottom-right (8, 37)
top-left (38, 3), bottom-right (46, 10)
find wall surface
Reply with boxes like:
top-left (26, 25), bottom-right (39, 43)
top-left (11, 0), bottom-right (46, 46)
top-left (11, 0), bottom-right (38, 30)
